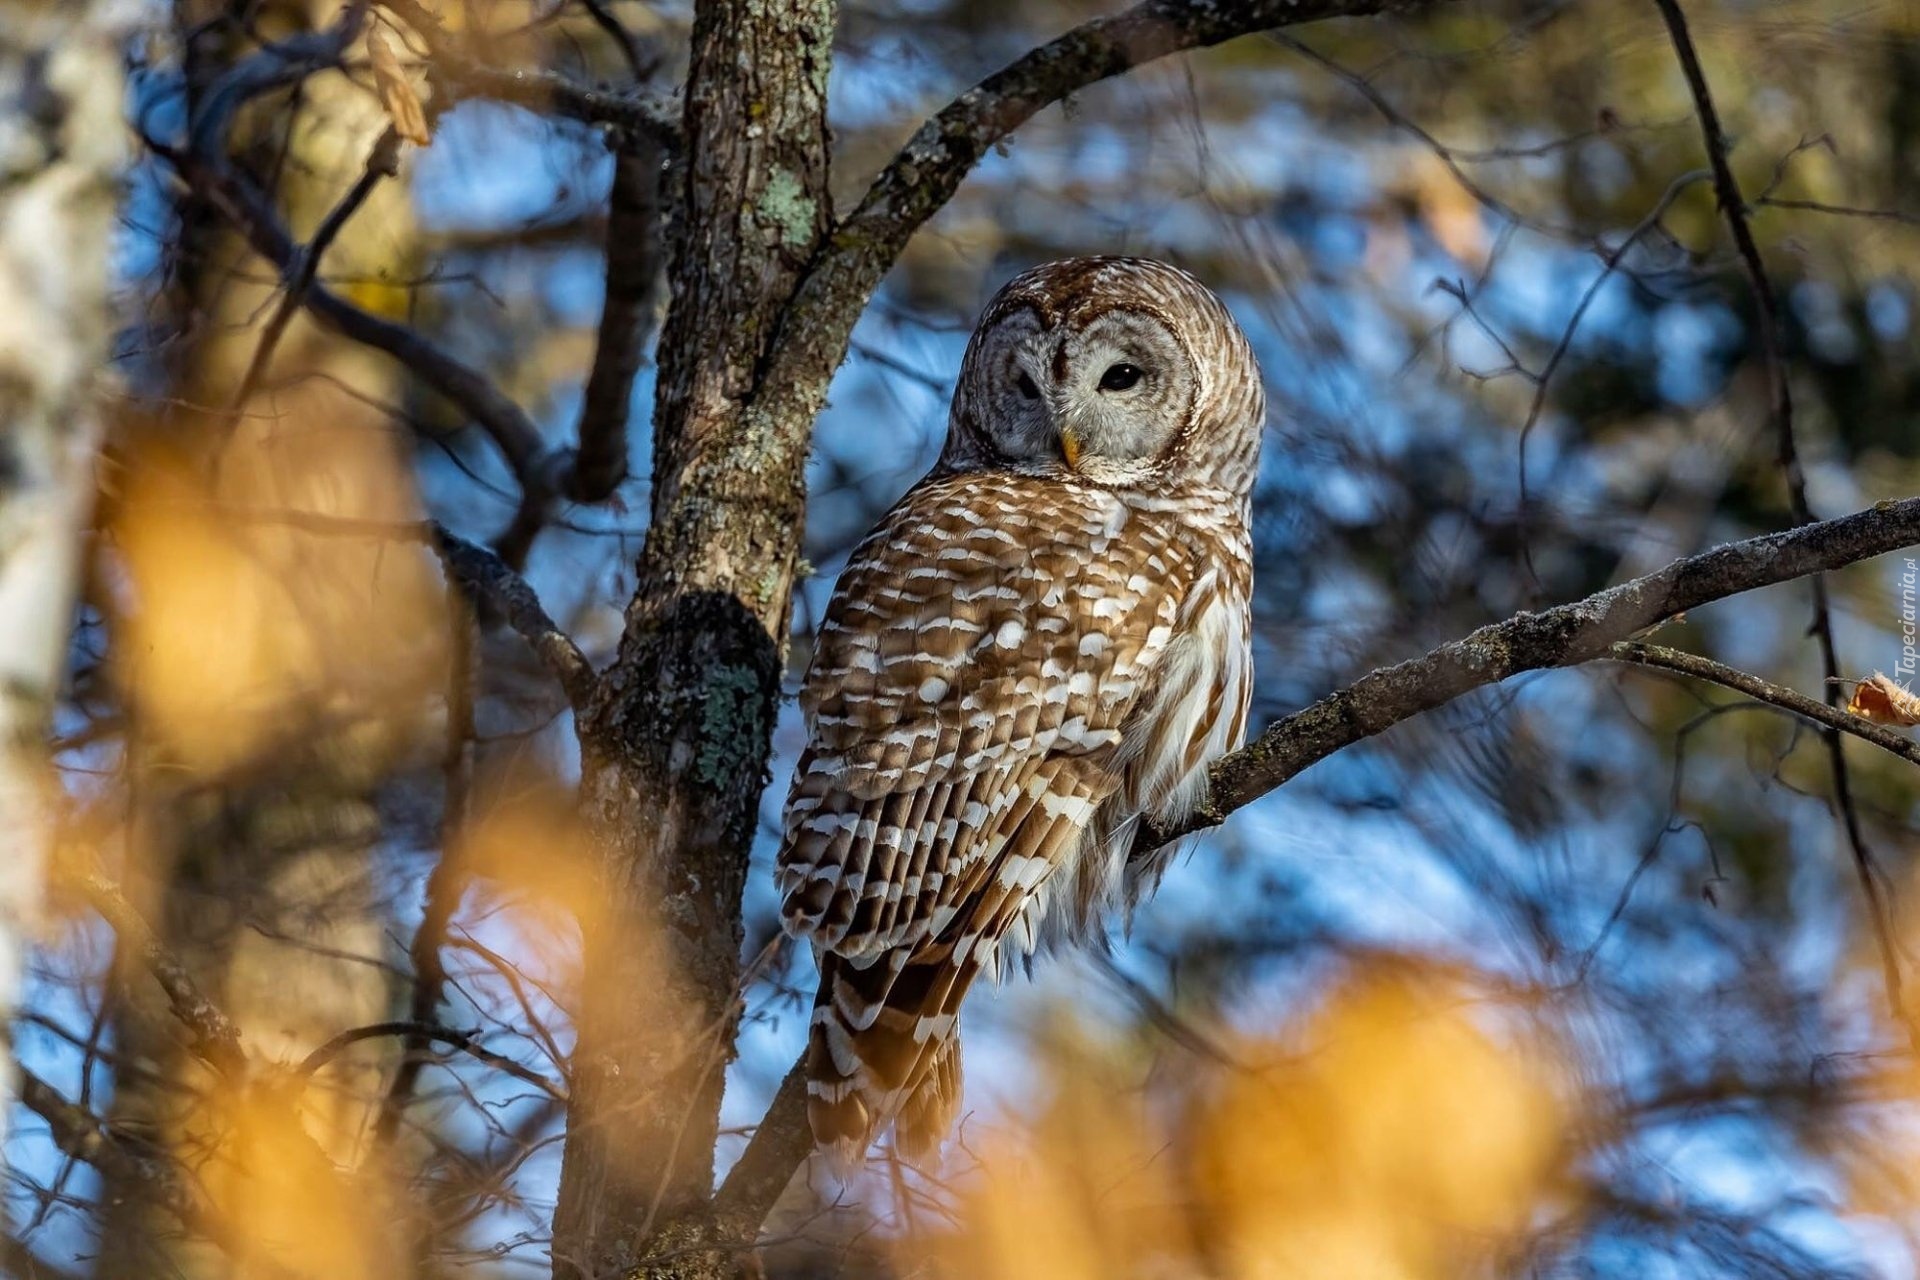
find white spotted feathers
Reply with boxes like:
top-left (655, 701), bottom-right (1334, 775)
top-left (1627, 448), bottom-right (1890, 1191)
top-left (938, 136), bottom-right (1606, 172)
top-left (775, 257), bottom-right (1262, 1163)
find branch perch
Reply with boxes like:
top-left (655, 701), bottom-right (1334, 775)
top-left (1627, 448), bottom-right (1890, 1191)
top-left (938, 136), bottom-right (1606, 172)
top-left (1156, 496), bottom-right (1920, 847)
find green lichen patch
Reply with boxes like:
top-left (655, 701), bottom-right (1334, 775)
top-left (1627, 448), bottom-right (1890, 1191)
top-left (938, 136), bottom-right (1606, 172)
top-left (757, 168), bottom-right (816, 251)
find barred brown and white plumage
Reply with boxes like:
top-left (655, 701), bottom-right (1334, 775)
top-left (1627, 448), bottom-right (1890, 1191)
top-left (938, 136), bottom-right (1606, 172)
top-left (776, 257), bottom-right (1264, 1163)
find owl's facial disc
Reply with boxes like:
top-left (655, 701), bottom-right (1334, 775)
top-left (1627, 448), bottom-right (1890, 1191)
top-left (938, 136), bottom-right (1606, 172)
top-left (980, 307), bottom-right (1195, 478)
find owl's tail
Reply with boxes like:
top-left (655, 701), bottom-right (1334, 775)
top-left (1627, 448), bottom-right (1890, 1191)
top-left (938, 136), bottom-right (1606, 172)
top-left (806, 942), bottom-right (980, 1168)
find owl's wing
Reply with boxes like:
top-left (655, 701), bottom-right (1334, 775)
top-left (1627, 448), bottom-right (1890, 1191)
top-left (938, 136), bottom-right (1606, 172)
top-left (776, 471), bottom-right (1193, 962)
top-left (776, 472), bottom-right (1203, 1160)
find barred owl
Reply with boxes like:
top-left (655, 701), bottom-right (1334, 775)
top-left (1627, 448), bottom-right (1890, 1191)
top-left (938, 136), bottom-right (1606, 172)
top-left (777, 257), bottom-right (1263, 1162)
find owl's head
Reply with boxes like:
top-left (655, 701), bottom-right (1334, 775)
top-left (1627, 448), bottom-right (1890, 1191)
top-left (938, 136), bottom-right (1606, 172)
top-left (943, 256), bottom-right (1264, 494)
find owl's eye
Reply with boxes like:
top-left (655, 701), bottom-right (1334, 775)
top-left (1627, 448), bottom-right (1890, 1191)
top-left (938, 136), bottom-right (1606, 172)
top-left (1099, 362), bottom-right (1144, 392)
top-left (1015, 371), bottom-right (1042, 400)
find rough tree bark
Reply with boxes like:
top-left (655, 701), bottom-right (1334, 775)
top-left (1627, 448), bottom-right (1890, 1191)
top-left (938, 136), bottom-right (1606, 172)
top-left (554, 1), bottom-right (834, 1275)
top-left (0, 0), bottom-right (131, 1152)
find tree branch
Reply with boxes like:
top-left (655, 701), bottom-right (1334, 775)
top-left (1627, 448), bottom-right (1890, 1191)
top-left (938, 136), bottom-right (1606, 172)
top-left (69, 869), bottom-right (248, 1079)
top-left (15, 1067), bottom-right (309, 1280)
top-left (375, 589), bottom-right (477, 1148)
top-left (187, 2), bottom-right (368, 157)
top-left (297, 1019), bottom-right (567, 1101)
top-left (432, 524), bottom-right (598, 713)
top-left (1156, 496), bottom-right (1920, 847)
top-left (227, 126), bottom-right (403, 415)
top-left (160, 139), bottom-right (559, 498)
top-left (568, 134), bottom-right (664, 505)
top-left (779, 0), bottom-right (1458, 357)
top-left (14, 1068), bottom-right (204, 1239)
top-left (1608, 642), bottom-right (1920, 771)
top-left (710, 1061), bottom-right (810, 1239)
top-left (496, 130), bottom-right (667, 564)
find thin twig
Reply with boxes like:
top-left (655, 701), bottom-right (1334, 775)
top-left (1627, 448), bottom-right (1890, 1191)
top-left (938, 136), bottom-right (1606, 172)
top-left (375, 585), bottom-right (479, 1147)
top-left (1653, 0), bottom-right (1905, 1020)
top-left (297, 1020), bottom-right (567, 1101)
top-left (1755, 196), bottom-right (1920, 228)
top-left (227, 127), bottom-right (403, 415)
top-left (1608, 642), bottom-right (1920, 771)
top-left (157, 135), bottom-right (558, 495)
top-left (1513, 168), bottom-right (1710, 583)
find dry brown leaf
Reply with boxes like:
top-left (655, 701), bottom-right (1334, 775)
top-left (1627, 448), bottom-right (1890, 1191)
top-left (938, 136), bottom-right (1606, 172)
top-left (1848, 673), bottom-right (1920, 727)
top-left (368, 30), bottom-right (431, 146)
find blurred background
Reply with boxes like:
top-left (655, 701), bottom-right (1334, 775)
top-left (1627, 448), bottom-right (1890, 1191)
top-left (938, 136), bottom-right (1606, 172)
top-left (13, 0), bottom-right (1920, 1276)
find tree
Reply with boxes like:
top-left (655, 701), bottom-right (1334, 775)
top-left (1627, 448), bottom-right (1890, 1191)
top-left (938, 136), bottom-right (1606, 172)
top-left (12, 0), bottom-right (1920, 1277)
top-left (0, 0), bottom-right (131, 1189)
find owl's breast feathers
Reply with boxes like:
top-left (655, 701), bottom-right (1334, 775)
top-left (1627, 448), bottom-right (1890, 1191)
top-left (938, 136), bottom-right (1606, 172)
top-left (776, 470), bottom-right (1251, 1160)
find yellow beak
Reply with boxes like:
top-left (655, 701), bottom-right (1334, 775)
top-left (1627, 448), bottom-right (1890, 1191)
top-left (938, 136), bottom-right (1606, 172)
top-left (1059, 428), bottom-right (1082, 469)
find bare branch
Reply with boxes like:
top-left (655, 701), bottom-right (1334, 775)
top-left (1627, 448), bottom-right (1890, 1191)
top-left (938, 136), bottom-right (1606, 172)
top-left (181, 507), bottom-right (594, 706)
top-left (227, 127), bottom-right (403, 415)
top-left (375, 590), bottom-right (478, 1148)
top-left (69, 869), bottom-right (247, 1079)
top-left (14, 1068), bottom-right (203, 1238)
top-left (15, 1068), bottom-right (308, 1280)
top-left (296, 1019), bottom-right (567, 1101)
top-left (1157, 495), bottom-right (1920, 847)
top-left (569, 135), bottom-right (664, 505)
top-left (1608, 642), bottom-right (1920, 771)
top-left (578, 0), bottom-right (654, 80)
top-left (497, 132), bottom-right (667, 564)
top-left (188, 3), bottom-right (368, 156)
top-left (1756, 196), bottom-right (1920, 228)
top-left (159, 139), bottom-right (558, 497)
top-left (710, 1061), bottom-right (811, 1240)
top-left (780, 0), bottom-right (1457, 356)
top-left (432, 524), bottom-right (599, 713)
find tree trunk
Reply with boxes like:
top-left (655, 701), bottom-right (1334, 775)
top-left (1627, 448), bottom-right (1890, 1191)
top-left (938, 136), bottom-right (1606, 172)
top-left (97, 4), bottom-right (437, 1273)
top-left (552, 1), bottom-right (835, 1275)
top-left (0, 0), bottom-right (129, 1156)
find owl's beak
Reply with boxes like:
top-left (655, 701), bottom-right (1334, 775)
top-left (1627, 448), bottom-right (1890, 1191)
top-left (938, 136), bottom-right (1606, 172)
top-left (1058, 427), bottom-right (1083, 470)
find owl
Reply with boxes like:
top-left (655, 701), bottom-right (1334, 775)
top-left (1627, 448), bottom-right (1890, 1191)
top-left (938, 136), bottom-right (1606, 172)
top-left (776, 256), bottom-right (1263, 1162)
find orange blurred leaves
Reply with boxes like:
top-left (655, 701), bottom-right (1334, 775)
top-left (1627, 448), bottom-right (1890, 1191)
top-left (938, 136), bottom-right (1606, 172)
top-left (195, 1080), bottom-right (405, 1280)
top-left (106, 404), bottom-right (448, 782)
top-left (923, 965), bottom-right (1573, 1280)
top-left (456, 766), bottom-right (615, 965)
